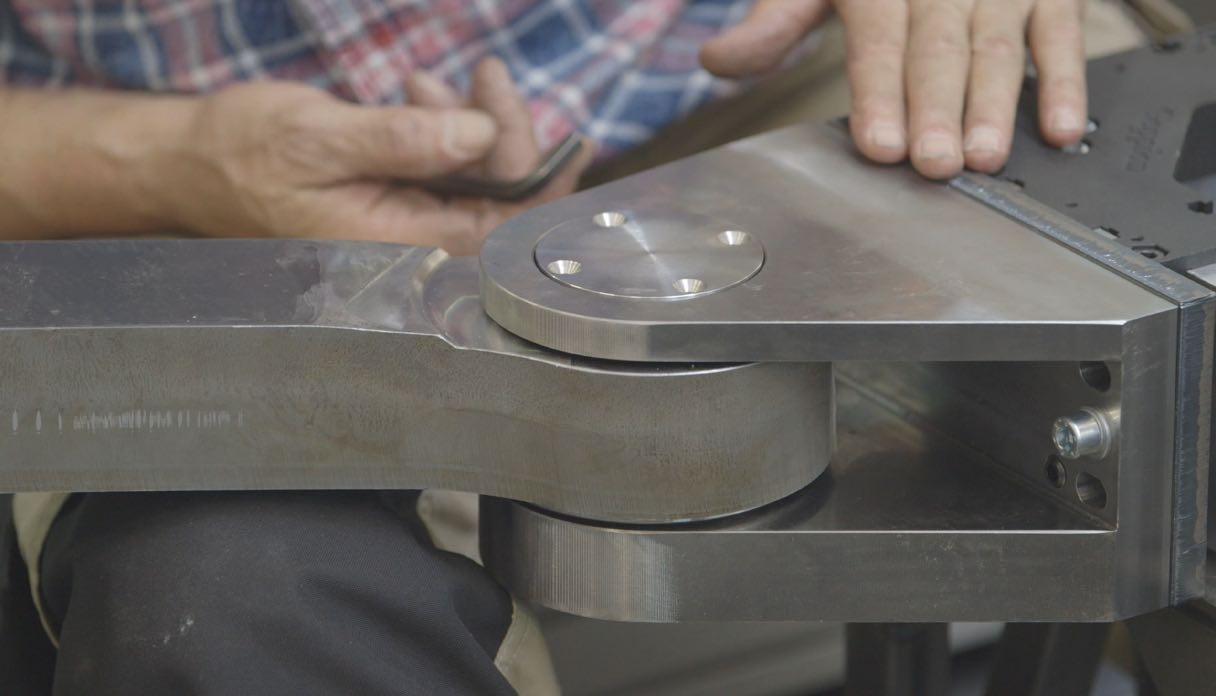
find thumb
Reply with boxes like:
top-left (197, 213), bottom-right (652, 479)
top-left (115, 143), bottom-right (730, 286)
top-left (323, 103), bottom-right (499, 179)
top-left (700, 0), bottom-right (832, 78)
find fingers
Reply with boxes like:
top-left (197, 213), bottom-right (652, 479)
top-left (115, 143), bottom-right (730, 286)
top-left (839, 0), bottom-right (910, 165)
top-left (324, 102), bottom-right (499, 179)
top-left (1029, 0), bottom-right (1087, 147)
top-left (963, 0), bottom-right (1033, 172)
top-left (905, 0), bottom-right (974, 179)
top-left (470, 56), bottom-right (540, 180)
top-left (523, 136), bottom-right (597, 206)
top-left (405, 70), bottom-right (464, 109)
top-left (700, 0), bottom-right (832, 77)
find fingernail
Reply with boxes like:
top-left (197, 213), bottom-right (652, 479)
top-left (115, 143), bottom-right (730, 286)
top-left (443, 111), bottom-right (498, 159)
top-left (964, 126), bottom-right (1003, 155)
top-left (1050, 109), bottom-right (1082, 134)
top-left (868, 124), bottom-right (904, 151)
top-left (917, 133), bottom-right (959, 161)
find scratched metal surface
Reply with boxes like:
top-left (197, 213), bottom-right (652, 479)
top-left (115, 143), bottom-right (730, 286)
top-left (0, 239), bottom-right (833, 523)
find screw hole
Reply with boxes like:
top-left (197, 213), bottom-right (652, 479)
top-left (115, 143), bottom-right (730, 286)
top-left (1075, 472), bottom-right (1108, 509)
top-left (546, 259), bottom-right (582, 275)
top-left (1046, 456), bottom-right (1067, 489)
top-left (1134, 244), bottom-right (1169, 260)
top-left (672, 278), bottom-right (706, 294)
top-left (1079, 362), bottom-right (1112, 392)
top-left (1153, 39), bottom-right (1183, 53)
top-left (717, 230), bottom-right (750, 246)
top-left (593, 211), bottom-right (627, 228)
top-left (1188, 200), bottom-right (1214, 215)
top-left (1095, 226), bottom-right (1119, 238)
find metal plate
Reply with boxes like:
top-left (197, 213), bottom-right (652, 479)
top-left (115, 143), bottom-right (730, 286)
top-left (0, 239), bottom-right (834, 523)
top-left (534, 210), bottom-right (764, 299)
top-left (481, 124), bottom-right (1174, 363)
top-left (483, 373), bottom-right (1123, 622)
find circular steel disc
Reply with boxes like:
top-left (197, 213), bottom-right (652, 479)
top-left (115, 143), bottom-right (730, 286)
top-left (533, 210), bottom-right (765, 299)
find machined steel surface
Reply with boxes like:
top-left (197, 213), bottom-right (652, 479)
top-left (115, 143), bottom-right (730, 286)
top-left (484, 351), bottom-right (1181, 622)
top-left (0, 239), bottom-right (833, 523)
top-left (481, 123), bottom-right (1172, 363)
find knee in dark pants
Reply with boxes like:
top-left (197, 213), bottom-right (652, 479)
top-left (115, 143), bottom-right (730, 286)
top-left (38, 491), bottom-right (516, 696)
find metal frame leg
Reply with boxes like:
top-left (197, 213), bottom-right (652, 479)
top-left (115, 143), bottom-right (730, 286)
top-left (845, 623), bottom-right (949, 696)
top-left (984, 623), bottom-right (1110, 696)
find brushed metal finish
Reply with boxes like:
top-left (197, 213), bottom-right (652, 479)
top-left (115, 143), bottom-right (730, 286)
top-left (481, 123), bottom-right (1173, 363)
top-left (484, 348), bottom-right (1184, 622)
top-left (534, 209), bottom-right (764, 299)
top-left (0, 239), bottom-right (834, 523)
top-left (483, 377), bottom-right (1122, 622)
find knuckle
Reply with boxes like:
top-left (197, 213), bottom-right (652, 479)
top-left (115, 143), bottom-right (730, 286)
top-left (386, 112), bottom-right (432, 157)
top-left (971, 33), bottom-right (1023, 61)
top-left (911, 29), bottom-right (969, 59)
top-left (1042, 74), bottom-right (1084, 95)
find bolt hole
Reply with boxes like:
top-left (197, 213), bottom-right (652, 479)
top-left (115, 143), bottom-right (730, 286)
top-left (1134, 244), bottom-right (1169, 260)
top-left (672, 278), bottom-right (706, 294)
top-left (1046, 456), bottom-right (1067, 489)
top-left (1188, 200), bottom-right (1214, 215)
top-left (1079, 362), bottom-right (1112, 392)
top-left (1075, 472), bottom-right (1108, 509)
top-left (593, 211), bottom-right (627, 228)
top-left (1062, 139), bottom-right (1091, 155)
top-left (718, 230), bottom-right (750, 246)
top-left (546, 259), bottom-right (582, 275)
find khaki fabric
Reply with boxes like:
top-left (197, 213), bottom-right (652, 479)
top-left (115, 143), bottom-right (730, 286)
top-left (416, 489), bottom-right (561, 696)
top-left (11, 492), bottom-right (70, 648)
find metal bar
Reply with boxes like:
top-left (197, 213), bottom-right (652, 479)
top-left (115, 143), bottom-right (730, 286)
top-left (984, 623), bottom-right (1110, 696)
top-left (0, 238), bottom-right (832, 524)
top-left (845, 623), bottom-right (949, 696)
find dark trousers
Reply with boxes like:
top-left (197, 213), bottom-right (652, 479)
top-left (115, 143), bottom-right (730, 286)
top-left (2, 491), bottom-right (517, 695)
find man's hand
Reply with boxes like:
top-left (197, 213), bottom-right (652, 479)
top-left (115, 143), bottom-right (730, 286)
top-left (701, 0), bottom-right (1088, 179)
top-left (0, 57), bottom-right (591, 253)
top-left (151, 57), bottom-right (590, 254)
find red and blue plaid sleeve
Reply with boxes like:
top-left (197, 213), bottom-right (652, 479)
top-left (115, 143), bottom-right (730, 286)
top-left (0, 0), bottom-right (759, 156)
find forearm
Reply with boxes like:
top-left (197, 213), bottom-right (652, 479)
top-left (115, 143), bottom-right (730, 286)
top-left (0, 88), bottom-right (195, 240)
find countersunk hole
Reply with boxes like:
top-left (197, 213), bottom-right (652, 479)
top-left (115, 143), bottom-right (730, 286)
top-left (1075, 472), bottom-right (1108, 509)
top-left (1062, 139), bottom-right (1091, 155)
top-left (1188, 200), bottom-right (1214, 214)
top-left (546, 259), bottom-right (582, 275)
top-left (1046, 456), bottom-right (1067, 489)
top-left (717, 230), bottom-right (750, 246)
top-left (1134, 244), bottom-right (1169, 260)
top-left (672, 278), bottom-right (706, 294)
top-left (593, 211), bottom-right (627, 228)
top-left (1079, 361), bottom-right (1112, 392)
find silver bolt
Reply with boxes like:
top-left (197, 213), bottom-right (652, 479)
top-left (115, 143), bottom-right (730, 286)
top-left (1051, 408), bottom-right (1114, 459)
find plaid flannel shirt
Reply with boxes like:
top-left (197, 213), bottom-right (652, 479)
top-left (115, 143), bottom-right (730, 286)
top-left (0, 0), bottom-right (757, 155)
